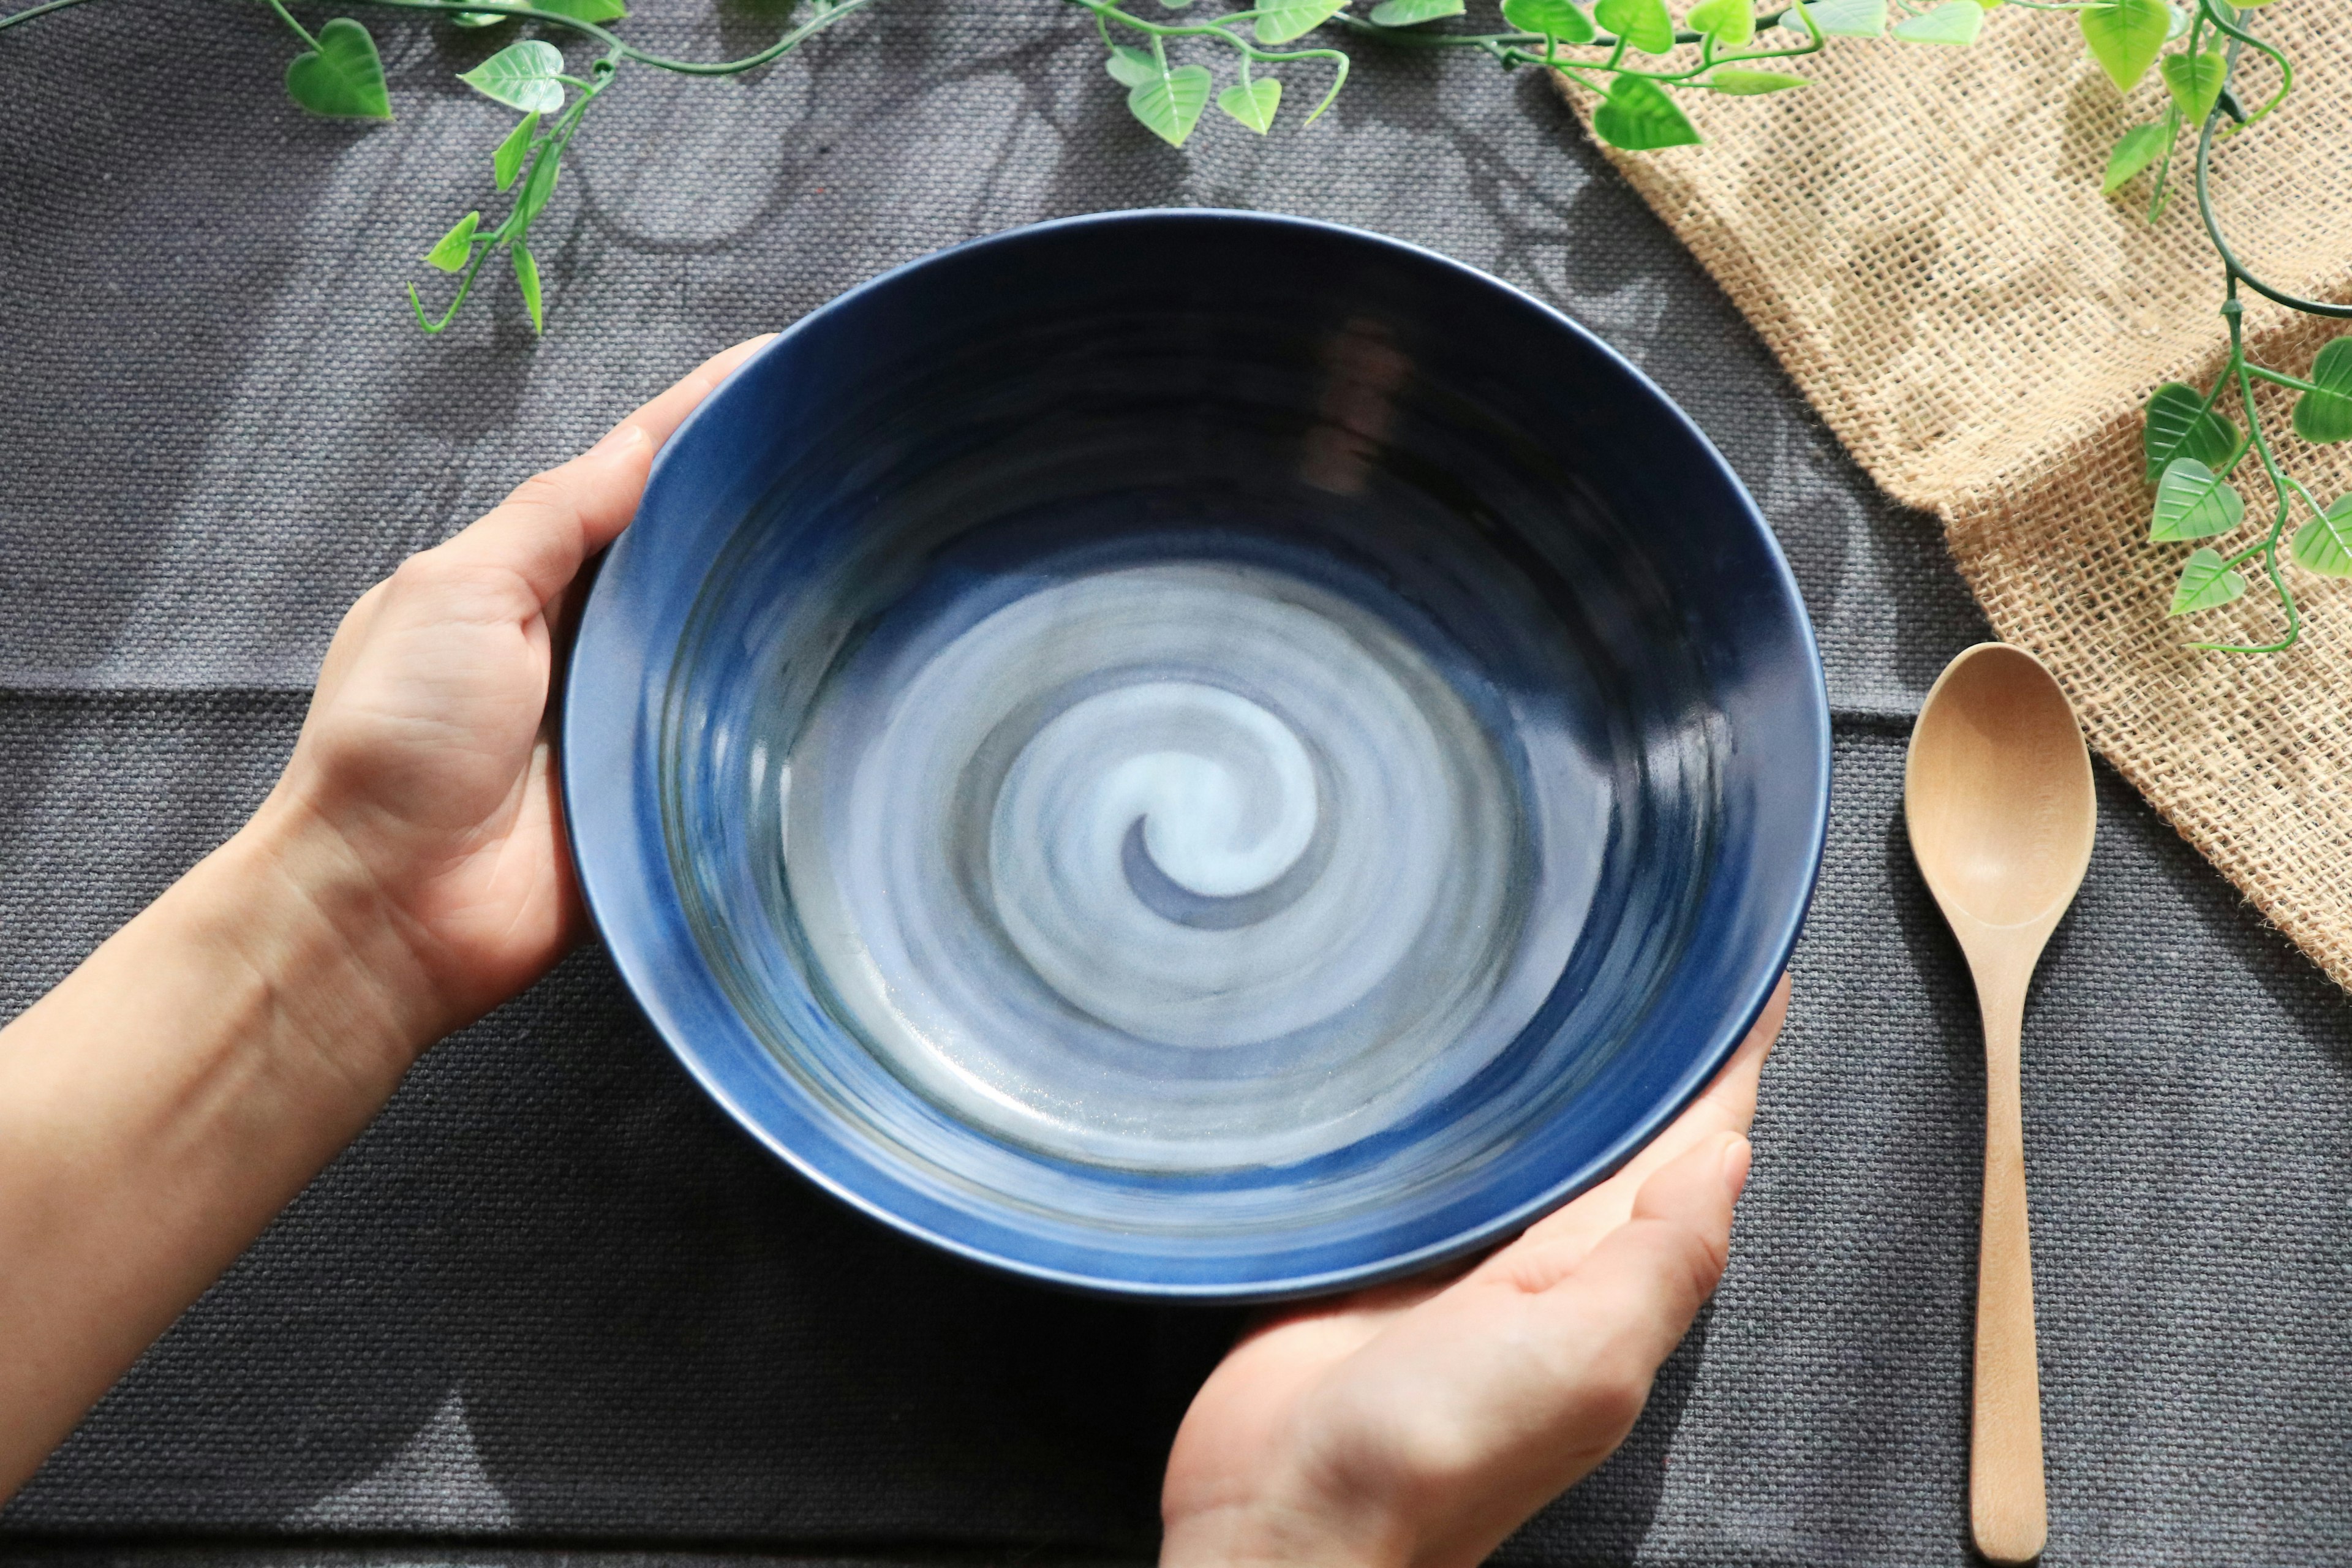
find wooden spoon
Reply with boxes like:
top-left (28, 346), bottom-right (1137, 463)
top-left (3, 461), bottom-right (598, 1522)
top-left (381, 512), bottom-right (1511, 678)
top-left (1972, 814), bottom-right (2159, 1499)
top-left (1904, 643), bottom-right (2096, 1566)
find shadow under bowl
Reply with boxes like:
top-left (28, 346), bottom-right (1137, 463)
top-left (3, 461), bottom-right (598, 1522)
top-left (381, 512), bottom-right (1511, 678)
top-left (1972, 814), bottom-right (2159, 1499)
top-left (564, 209), bottom-right (1828, 1301)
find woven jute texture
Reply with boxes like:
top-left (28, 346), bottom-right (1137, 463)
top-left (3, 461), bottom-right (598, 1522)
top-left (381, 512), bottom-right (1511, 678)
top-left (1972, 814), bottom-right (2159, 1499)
top-left (1570, 7), bottom-right (2352, 987)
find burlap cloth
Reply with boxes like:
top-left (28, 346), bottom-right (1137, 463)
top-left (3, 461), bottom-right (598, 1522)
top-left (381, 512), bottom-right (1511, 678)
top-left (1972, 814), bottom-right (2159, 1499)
top-left (1568, 6), bottom-right (2352, 987)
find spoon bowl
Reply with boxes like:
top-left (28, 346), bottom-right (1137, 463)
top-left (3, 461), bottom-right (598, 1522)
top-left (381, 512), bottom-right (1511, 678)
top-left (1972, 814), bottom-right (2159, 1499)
top-left (1907, 642), bottom-right (2097, 929)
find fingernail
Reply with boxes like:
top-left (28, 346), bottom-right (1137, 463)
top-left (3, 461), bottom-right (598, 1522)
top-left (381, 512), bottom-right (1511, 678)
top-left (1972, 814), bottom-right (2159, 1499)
top-left (1721, 1135), bottom-right (1752, 1204)
top-left (586, 421), bottom-right (647, 461)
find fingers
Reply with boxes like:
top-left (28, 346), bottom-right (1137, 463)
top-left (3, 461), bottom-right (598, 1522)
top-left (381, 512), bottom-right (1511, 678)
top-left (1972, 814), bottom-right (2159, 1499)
top-left (432, 334), bottom-right (777, 607)
top-left (1703, 970), bottom-right (1790, 1131)
top-left (1528, 1130), bottom-right (1751, 1387)
top-left (1237, 1256), bottom-right (1474, 1368)
top-left (1625, 1128), bottom-right (1750, 1283)
top-left (1509, 973), bottom-right (1789, 1261)
top-left (588, 330), bottom-right (781, 462)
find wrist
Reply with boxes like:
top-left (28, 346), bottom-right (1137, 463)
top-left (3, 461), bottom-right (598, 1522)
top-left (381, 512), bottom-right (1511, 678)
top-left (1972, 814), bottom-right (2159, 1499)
top-left (1161, 1496), bottom-right (1417, 1568)
top-left (191, 797), bottom-right (450, 1091)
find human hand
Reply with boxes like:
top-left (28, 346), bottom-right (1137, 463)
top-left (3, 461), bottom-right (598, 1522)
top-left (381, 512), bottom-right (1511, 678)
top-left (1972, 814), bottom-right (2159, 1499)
top-left (0, 337), bottom-right (782, 1501)
top-left (1159, 976), bottom-right (1792, 1568)
top-left (248, 335), bottom-right (772, 1053)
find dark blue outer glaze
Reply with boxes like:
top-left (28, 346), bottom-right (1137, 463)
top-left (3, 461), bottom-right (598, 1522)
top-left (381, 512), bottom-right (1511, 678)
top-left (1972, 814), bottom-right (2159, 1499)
top-left (562, 209), bottom-right (1830, 1302)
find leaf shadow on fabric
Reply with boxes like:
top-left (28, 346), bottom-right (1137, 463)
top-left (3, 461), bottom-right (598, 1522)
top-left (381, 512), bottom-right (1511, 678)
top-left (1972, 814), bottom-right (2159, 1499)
top-left (0, 1), bottom-right (372, 688)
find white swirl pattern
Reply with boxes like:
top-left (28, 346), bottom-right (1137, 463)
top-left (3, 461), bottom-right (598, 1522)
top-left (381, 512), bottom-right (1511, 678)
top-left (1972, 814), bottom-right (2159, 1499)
top-left (783, 561), bottom-right (1574, 1172)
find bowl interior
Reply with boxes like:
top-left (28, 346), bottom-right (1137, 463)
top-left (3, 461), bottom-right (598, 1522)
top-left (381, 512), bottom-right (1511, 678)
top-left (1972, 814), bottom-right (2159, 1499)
top-left (566, 211), bottom-right (1826, 1298)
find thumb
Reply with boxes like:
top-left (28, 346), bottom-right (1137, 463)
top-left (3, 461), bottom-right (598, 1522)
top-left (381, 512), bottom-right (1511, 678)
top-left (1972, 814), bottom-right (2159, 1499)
top-left (434, 333), bottom-right (776, 606)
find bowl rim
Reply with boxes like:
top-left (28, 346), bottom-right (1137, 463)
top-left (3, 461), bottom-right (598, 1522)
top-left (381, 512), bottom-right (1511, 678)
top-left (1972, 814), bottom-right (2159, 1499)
top-left (562, 206), bottom-right (1830, 1301)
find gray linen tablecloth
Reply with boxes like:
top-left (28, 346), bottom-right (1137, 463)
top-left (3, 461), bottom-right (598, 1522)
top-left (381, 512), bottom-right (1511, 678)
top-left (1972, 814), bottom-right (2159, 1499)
top-left (6, 2), bottom-right (2352, 1563)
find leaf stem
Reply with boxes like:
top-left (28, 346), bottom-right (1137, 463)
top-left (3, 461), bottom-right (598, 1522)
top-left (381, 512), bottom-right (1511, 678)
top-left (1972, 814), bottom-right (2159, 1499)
top-left (2145, 104), bottom-right (2180, 222)
top-left (2195, 291), bottom-right (2302, 652)
top-left (2245, 363), bottom-right (2319, 395)
top-left (410, 45), bottom-right (614, 330)
top-left (262, 0), bottom-right (321, 53)
top-left (2191, 20), bottom-right (2352, 322)
top-left (1327, 12), bottom-right (1819, 83)
top-left (409, 233), bottom-right (496, 333)
top-left (293, 0), bottom-right (885, 76)
top-left (0, 0), bottom-right (102, 34)
top-left (1329, 10), bottom-right (1790, 52)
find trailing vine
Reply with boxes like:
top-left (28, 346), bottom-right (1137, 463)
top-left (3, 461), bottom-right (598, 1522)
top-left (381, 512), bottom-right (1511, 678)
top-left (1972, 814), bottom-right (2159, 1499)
top-left (1, 0), bottom-right (2343, 647)
top-left (2133, 0), bottom-right (2351, 652)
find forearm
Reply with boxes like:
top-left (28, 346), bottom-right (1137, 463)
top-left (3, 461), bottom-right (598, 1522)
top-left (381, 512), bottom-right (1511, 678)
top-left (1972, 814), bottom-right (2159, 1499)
top-left (0, 802), bottom-right (435, 1500)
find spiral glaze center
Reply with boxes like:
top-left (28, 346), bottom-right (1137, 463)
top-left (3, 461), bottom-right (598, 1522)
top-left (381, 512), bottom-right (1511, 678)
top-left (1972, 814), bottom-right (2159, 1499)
top-left (779, 558), bottom-right (1580, 1172)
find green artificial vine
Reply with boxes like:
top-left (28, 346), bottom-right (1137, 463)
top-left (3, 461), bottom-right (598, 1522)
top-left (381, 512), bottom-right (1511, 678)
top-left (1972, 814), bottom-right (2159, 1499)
top-left (2128, 0), bottom-right (2351, 652)
top-left (0, 0), bottom-right (2340, 646)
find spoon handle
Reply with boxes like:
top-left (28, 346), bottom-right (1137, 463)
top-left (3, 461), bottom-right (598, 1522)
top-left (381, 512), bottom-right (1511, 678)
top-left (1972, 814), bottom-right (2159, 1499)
top-left (1971, 966), bottom-right (2046, 1565)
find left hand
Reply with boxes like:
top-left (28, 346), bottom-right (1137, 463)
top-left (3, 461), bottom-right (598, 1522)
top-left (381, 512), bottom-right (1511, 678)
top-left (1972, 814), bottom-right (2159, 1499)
top-left (1159, 974), bottom-right (1792, 1568)
top-left (253, 335), bottom-right (772, 1050)
top-left (0, 337), bottom-right (774, 1504)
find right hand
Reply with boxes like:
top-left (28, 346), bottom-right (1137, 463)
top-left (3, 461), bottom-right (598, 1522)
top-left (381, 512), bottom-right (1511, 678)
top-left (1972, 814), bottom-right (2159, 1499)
top-left (1160, 976), bottom-right (1791, 1568)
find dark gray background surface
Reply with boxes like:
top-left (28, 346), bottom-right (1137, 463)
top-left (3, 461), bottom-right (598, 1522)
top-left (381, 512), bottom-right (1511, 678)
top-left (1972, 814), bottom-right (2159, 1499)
top-left (4, 1), bottom-right (2349, 1564)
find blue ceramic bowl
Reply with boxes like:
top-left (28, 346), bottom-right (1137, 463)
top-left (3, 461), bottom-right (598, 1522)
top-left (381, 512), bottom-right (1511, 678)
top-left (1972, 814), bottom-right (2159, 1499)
top-left (564, 210), bottom-right (1828, 1301)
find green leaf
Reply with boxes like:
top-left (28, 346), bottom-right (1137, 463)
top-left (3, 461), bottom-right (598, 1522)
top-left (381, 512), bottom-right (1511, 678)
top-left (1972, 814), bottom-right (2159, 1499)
top-left (1369, 0), bottom-right (1464, 21)
top-left (2291, 339), bottom-right (2352, 443)
top-left (451, 11), bottom-right (508, 27)
top-left (2169, 548), bottom-right (2245, 615)
top-left (2291, 496), bottom-right (2352, 577)
top-left (510, 132), bottom-right (563, 226)
top-left (283, 17), bottom-right (392, 121)
top-left (2102, 121), bottom-right (2169, 194)
top-left (1501, 0), bottom-right (1596, 41)
top-left (460, 39), bottom-right (567, 114)
top-left (2142, 381), bottom-right (2238, 479)
top-left (1254, 0), bottom-right (1347, 41)
top-left (2160, 47), bottom-right (2225, 122)
top-left (1778, 0), bottom-right (1885, 37)
top-left (512, 242), bottom-right (544, 335)
top-left (1891, 0), bottom-right (1981, 43)
top-left (2150, 456), bottom-right (2245, 541)
top-left (1127, 61), bottom-right (1212, 146)
top-left (1709, 67), bottom-right (1809, 92)
top-left (1591, 72), bottom-right (1702, 149)
top-left (2078, 0), bottom-right (2167, 92)
top-left (1593, 0), bottom-right (1673, 51)
top-left (493, 110), bottom-right (540, 190)
top-left (1104, 45), bottom-right (1156, 86)
top-left (1684, 0), bottom-right (1753, 45)
top-left (529, 0), bottom-right (627, 20)
top-left (1218, 75), bottom-right (1282, 132)
top-left (424, 210), bottom-right (481, 271)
